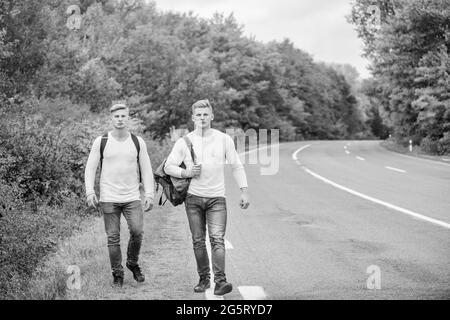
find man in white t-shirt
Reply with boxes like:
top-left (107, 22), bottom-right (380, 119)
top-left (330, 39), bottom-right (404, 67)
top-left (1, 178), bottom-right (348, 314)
top-left (84, 103), bottom-right (154, 287)
top-left (165, 99), bottom-right (250, 296)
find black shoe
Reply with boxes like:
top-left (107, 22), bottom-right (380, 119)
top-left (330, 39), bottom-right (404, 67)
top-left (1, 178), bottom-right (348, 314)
top-left (113, 274), bottom-right (124, 288)
top-left (126, 262), bottom-right (145, 282)
top-left (214, 281), bottom-right (233, 296)
top-left (194, 277), bottom-right (210, 293)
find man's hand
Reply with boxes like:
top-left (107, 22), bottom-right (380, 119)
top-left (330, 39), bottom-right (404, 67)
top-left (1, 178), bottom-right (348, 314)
top-left (143, 196), bottom-right (153, 212)
top-left (239, 188), bottom-right (250, 209)
top-left (86, 193), bottom-right (98, 208)
top-left (183, 164), bottom-right (202, 178)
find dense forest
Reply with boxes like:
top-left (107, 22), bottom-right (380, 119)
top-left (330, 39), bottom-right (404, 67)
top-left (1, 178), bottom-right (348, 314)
top-left (350, 0), bottom-right (450, 154)
top-left (0, 0), bottom-right (448, 299)
top-left (1, 0), bottom-right (371, 142)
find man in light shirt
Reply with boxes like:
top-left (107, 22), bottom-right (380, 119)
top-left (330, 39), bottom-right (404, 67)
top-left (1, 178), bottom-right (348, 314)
top-left (84, 103), bottom-right (154, 288)
top-left (165, 99), bottom-right (250, 296)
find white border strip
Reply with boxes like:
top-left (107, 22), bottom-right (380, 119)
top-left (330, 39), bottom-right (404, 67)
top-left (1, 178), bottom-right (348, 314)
top-left (293, 145), bottom-right (450, 230)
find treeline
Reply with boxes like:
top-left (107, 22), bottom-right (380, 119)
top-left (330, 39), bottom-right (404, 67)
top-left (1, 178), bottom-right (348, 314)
top-left (1, 0), bottom-right (370, 141)
top-left (349, 0), bottom-right (450, 154)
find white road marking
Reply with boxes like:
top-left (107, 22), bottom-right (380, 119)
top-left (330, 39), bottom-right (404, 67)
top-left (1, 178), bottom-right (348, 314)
top-left (292, 144), bottom-right (312, 162)
top-left (205, 288), bottom-right (224, 300)
top-left (293, 146), bottom-right (450, 230)
top-left (356, 156), bottom-right (365, 161)
top-left (238, 286), bottom-right (267, 300)
top-left (344, 146), bottom-right (347, 149)
top-left (225, 239), bottom-right (233, 249)
top-left (442, 158), bottom-right (450, 162)
top-left (345, 150), bottom-right (350, 154)
top-left (390, 151), bottom-right (450, 167)
top-left (385, 166), bottom-right (406, 173)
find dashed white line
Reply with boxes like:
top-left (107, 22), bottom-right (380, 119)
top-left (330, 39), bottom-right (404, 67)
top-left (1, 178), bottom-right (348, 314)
top-left (293, 145), bottom-right (450, 230)
top-left (390, 151), bottom-right (450, 167)
top-left (356, 156), bottom-right (365, 161)
top-left (442, 158), bottom-right (450, 162)
top-left (345, 150), bottom-right (350, 154)
top-left (205, 288), bottom-right (224, 300)
top-left (225, 239), bottom-right (233, 249)
top-left (238, 286), bottom-right (267, 300)
top-left (385, 166), bottom-right (406, 173)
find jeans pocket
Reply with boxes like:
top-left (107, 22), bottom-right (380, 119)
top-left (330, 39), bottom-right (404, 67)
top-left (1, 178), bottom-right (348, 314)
top-left (100, 202), bottom-right (114, 214)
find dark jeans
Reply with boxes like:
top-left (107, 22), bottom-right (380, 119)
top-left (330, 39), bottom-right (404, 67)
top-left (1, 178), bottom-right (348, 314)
top-left (184, 193), bottom-right (227, 283)
top-left (100, 201), bottom-right (144, 277)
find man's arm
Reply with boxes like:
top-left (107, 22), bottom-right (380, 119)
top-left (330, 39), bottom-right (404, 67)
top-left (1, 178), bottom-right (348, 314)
top-left (138, 137), bottom-right (154, 211)
top-left (224, 135), bottom-right (250, 209)
top-left (84, 137), bottom-right (101, 206)
top-left (164, 138), bottom-right (195, 178)
top-left (138, 137), bottom-right (154, 201)
top-left (225, 135), bottom-right (248, 189)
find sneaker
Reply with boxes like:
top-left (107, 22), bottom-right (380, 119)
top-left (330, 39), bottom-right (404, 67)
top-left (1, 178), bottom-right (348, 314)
top-left (126, 262), bottom-right (145, 282)
top-left (113, 274), bottom-right (124, 288)
top-left (194, 277), bottom-right (210, 293)
top-left (214, 281), bottom-right (233, 296)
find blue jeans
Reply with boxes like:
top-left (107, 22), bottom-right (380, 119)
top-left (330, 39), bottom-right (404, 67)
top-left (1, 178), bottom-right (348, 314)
top-left (184, 193), bottom-right (227, 283)
top-left (100, 201), bottom-right (144, 276)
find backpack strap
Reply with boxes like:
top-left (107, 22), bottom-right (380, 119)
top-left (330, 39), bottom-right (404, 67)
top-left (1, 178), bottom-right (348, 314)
top-left (130, 133), bottom-right (141, 182)
top-left (99, 132), bottom-right (141, 182)
top-left (183, 135), bottom-right (197, 165)
top-left (130, 133), bottom-right (140, 162)
top-left (100, 133), bottom-right (108, 170)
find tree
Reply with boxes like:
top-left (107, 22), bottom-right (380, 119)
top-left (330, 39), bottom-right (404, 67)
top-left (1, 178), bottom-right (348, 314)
top-left (349, 0), bottom-right (450, 151)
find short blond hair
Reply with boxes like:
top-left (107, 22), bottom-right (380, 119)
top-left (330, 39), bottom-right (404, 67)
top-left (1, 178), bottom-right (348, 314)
top-left (191, 99), bottom-right (213, 114)
top-left (110, 103), bottom-right (128, 113)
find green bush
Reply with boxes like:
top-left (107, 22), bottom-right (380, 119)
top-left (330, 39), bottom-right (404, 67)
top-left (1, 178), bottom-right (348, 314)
top-left (420, 134), bottom-right (450, 155)
top-left (437, 132), bottom-right (450, 155)
top-left (420, 137), bottom-right (439, 154)
top-left (0, 180), bottom-right (76, 299)
top-left (0, 98), bottom-right (108, 205)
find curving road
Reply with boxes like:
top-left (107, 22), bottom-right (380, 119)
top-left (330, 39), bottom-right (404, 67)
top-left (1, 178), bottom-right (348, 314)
top-left (220, 140), bottom-right (450, 300)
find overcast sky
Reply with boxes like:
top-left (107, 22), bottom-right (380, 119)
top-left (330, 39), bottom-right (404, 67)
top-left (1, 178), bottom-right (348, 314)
top-left (154, 0), bottom-right (371, 79)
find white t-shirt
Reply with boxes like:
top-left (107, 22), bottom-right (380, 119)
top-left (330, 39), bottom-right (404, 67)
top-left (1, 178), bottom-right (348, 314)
top-left (84, 132), bottom-right (154, 203)
top-left (164, 129), bottom-right (248, 198)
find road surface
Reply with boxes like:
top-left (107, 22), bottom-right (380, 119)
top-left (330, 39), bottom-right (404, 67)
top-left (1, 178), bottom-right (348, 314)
top-left (218, 140), bottom-right (450, 299)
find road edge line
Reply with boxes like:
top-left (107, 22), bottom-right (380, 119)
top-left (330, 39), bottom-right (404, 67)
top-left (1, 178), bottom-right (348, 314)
top-left (293, 146), bottom-right (450, 230)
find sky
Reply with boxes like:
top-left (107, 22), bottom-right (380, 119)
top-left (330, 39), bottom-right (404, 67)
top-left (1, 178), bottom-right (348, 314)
top-left (153, 0), bottom-right (372, 79)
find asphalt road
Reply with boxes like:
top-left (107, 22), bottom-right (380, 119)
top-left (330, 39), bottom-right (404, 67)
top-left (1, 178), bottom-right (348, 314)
top-left (219, 140), bottom-right (450, 299)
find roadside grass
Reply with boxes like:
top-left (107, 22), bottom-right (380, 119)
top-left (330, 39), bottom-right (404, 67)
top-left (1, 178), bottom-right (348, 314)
top-left (380, 139), bottom-right (450, 160)
top-left (26, 203), bottom-right (200, 300)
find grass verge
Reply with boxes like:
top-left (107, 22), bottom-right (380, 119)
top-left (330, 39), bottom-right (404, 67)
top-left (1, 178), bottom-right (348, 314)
top-left (26, 204), bottom-right (201, 300)
top-left (380, 139), bottom-right (450, 162)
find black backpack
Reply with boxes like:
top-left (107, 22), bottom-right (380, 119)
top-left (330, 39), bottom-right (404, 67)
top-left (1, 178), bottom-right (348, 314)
top-left (100, 132), bottom-right (142, 182)
top-left (153, 136), bottom-right (196, 206)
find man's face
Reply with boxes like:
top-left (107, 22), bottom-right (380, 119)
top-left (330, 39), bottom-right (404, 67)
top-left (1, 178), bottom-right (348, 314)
top-left (192, 107), bottom-right (213, 130)
top-left (111, 108), bottom-right (129, 129)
